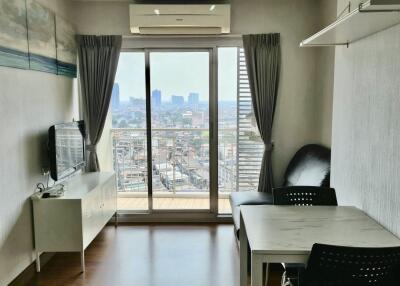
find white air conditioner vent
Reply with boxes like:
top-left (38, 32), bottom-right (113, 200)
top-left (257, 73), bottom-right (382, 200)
top-left (129, 4), bottom-right (231, 35)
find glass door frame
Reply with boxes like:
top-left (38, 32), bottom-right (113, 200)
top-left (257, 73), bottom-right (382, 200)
top-left (142, 47), bottom-right (218, 216)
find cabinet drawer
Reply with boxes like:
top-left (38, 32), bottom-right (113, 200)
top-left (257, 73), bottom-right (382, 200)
top-left (32, 200), bottom-right (82, 252)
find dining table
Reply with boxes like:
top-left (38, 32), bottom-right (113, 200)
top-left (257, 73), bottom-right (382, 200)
top-left (239, 205), bottom-right (400, 286)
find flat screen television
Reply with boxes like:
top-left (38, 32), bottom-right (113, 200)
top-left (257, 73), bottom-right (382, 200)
top-left (48, 121), bottom-right (86, 181)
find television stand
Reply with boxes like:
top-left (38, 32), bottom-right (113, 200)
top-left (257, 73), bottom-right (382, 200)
top-left (31, 172), bottom-right (117, 273)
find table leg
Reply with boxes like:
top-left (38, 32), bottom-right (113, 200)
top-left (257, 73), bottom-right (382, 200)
top-left (251, 254), bottom-right (263, 286)
top-left (240, 213), bottom-right (249, 286)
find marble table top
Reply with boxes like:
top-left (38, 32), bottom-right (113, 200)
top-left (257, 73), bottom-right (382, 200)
top-left (240, 205), bottom-right (400, 255)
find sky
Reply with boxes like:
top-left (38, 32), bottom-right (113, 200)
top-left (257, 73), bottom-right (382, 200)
top-left (114, 47), bottom-right (237, 103)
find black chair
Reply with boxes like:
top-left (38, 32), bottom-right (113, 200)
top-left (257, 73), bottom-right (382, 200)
top-left (273, 186), bottom-right (337, 286)
top-left (303, 243), bottom-right (400, 286)
top-left (273, 186), bottom-right (337, 206)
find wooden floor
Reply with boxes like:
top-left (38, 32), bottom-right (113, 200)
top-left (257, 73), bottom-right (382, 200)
top-left (23, 224), bottom-right (281, 286)
top-left (118, 197), bottom-right (232, 213)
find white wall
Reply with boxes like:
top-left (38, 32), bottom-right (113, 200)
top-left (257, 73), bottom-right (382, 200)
top-left (315, 0), bottom-right (337, 146)
top-left (231, 0), bottom-right (336, 176)
top-left (0, 1), bottom-right (78, 284)
top-left (69, 0), bottom-right (336, 184)
top-left (332, 0), bottom-right (400, 237)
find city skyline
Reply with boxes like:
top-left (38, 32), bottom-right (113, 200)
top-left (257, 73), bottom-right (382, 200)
top-left (114, 48), bottom-right (237, 103)
top-left (114, 85), bottom-right (236, 105)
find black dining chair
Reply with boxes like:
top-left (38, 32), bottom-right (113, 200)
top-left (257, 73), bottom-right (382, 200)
top-left (272, 186), bottom-right (338, 286)
top-left (303, 243), bottom-right (400, 286)
top-left (273, 186), bottom-right (337, 206)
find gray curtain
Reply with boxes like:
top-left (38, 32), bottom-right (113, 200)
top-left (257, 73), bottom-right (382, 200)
top-left (77, 35), bottom-right (122, 172)
top-left (243, 33), bottom-right (281, 193)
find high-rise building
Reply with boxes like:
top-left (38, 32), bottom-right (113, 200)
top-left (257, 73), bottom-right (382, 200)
top-left (171, 95), bottom-right (184, 107)
top-left (111, 83), bottom-right (120, 109)
top-left (152, 89), bottom-right (162, 108)
top-left (188, 92), bottom-right (199, 107)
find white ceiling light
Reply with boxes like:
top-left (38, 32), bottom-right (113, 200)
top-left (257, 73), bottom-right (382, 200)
top-left (209, 5), bottom-right (216, 11)
top-left (154, 9), bottom-right (160, 15)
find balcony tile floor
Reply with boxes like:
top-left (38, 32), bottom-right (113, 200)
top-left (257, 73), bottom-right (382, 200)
top-left (118, 197), bottom-right (232, 213)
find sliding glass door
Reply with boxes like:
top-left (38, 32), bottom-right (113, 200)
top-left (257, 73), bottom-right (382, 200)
top-left (149, 50), bottom-right (211, 211)
top-left (112, 52), bottom-right (149, 211)
top-left (111, 46), bottom-right (263, 216)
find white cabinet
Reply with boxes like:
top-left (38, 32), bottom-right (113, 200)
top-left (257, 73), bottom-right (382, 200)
top-left (31, 172), bottom-right (117, 272)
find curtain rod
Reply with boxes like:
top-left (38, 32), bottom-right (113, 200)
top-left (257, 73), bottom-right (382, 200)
top-left (122, 34), bottom-right (243, 39)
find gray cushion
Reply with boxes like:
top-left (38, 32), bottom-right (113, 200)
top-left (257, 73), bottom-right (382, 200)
top-left (230, 192), bottom-right (273, 238)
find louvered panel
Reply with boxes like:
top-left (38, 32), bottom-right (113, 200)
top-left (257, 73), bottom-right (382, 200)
top-left (236, 47), bottom-right (264, 192)
top-left (238, 144), bottom-right (264, 147)
top-left (238, 154), bottom-right (263, 158)
top-left (238, 148), bottom-right (263, 151)
top-left (238, 147), bottom-right (263, 149)
top-left (238, 161), bottom-right (262, 164)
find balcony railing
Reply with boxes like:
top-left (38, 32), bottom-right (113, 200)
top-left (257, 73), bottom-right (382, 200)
top-left (111, 128), bottom-right (237, 196)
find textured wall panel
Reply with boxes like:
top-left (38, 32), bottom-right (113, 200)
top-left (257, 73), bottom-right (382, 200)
top-left (332, 23), bottom-right (400, 237)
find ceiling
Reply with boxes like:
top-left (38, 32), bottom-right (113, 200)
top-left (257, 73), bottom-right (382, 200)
top-left (69, 0), bottom-right (230, 3)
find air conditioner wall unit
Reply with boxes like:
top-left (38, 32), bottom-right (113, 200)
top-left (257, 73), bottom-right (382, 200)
top-left (129, 4), bottom-right (231, 35)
